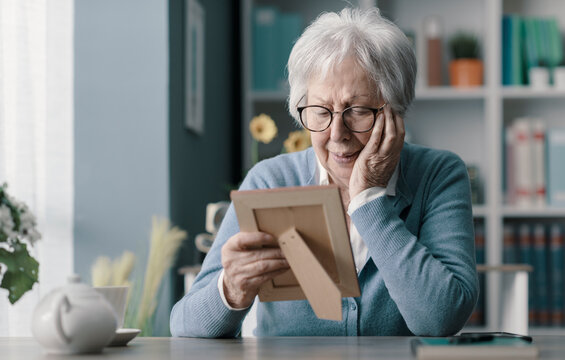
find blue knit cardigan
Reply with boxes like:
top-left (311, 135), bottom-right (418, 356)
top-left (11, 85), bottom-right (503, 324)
top-left (170, 142), bottom-right (479, 337)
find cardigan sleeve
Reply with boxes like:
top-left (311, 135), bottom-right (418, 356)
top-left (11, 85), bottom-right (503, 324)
top-left (350, 151), bottom-right (479, 336)
top-left (169, 204), bottom-right (252, 338)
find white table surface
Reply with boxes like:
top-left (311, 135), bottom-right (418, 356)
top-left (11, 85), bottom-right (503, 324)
top-left (2, 335), bottom-right (565, 359)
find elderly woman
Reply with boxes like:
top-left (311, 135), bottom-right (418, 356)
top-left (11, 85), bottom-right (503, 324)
top-left (170, 7), bottom-right (478, 337)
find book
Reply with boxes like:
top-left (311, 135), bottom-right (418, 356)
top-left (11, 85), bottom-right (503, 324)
top-left (518, 223), bottom-right (535, 324)
top-left (275, 12), bottom-right (302, 90)
top-left (547, 17), bottom-right (563, 69)
top-left (511, 15), bottom-right (523, 85)
top-left (536, 18), bottom-right (551, 67)
top-left (505, 123), bottom-right (516, 204)
top-left (533, 223), bottom-right (549, 326)
top-left (503, 223), bottom-right (518, 263)
top-left (522, 17), bottom-right (540, 83)
top-left (505, 118), bottom-right (547, 207)
top-left (547, 127), bottom-right (565, 207)
top-left (531, 119), bottom-right (547, 206)
top-left (511, 119), bottom-right (534, 207)
top-left (252, 6), bottom-right (279, 90)
top-left (411, 337), bottom-right (539, 360)
top-left (549, 223), bottom-right (564, 326)
top-left (502, 15), bottom-right (512, 85)
top-left (252, 6), bottom-right (303, 92)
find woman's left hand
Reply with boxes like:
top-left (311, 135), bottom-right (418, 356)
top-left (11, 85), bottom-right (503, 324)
top-left (349, 104), bottom-right (405, 199)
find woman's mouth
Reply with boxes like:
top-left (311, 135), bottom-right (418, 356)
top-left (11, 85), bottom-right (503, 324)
top-left (330, 151), bottom-right (359, 164)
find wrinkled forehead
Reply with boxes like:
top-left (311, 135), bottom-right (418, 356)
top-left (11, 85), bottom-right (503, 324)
top-left (305, 57), bottom-right (380, 102)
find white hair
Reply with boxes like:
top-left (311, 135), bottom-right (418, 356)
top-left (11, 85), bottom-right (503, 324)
top-left (287, 7), bottom-right (417, 122)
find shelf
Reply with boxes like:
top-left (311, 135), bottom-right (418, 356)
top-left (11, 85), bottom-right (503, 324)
top-left (501, 207), bottom-right (565, 218)
top-left (249, 90), bottom-right (288, 102)
top-left (415, 86), bottom-right (486, 100)
top-left (501, 87), bottom-right (565, 99)
top-left (250, 87), bottom-right (488, 102)
top-left (472, 205), bottom-right (488, 217)
top-left (530, 327), bottom-right (565, 336)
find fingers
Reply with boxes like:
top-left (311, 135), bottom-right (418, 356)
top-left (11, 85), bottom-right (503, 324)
top-left (395, 110), bottom-right (406, 139)
top-left (237, 267), bottom-right (291, 289)
top-left (379, 104), bottom-right (399, 153)
top-left (222, 265), bottom-right (290, 309)
top-left (222, 233), bottom-right (287, 270)
top-left (221, 232), bottom-right (290, 308)
top-left (368, 110), bottom-right (385, 150)
top-left (224, 232), bottom-right (279, 251)
top-left (237, 258), bottom-right (290, 281)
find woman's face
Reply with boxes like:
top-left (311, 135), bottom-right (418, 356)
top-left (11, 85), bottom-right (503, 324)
top-left (307, 58), bottom-right (382, 190)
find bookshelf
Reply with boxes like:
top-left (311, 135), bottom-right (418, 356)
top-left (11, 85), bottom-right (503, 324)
top-left (241, 0), bottom-right (565, 334)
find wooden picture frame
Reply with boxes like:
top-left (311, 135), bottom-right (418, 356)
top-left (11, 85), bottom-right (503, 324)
top-left (231, 185), bottom-right (360, 320)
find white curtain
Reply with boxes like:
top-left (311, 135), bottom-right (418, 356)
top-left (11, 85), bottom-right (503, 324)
top-left (0, 0), bottom-right (73, 336)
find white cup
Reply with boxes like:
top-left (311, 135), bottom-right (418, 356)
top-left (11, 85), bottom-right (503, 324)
top-left (94, 286), bottom-right (129, 329)
top-left (195, 233), bottom-right (215, 253)
top-left (205, 201), bottom-right (229, 234)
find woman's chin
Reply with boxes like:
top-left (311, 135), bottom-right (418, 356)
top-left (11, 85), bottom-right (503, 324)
top-left (328, 167), bottom-right (353, 188)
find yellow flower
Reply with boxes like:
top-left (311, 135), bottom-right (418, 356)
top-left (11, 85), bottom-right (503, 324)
top-left (284, 129), bottom-right (311, 153)
top-left (249, 113), bottom-right (277, 144)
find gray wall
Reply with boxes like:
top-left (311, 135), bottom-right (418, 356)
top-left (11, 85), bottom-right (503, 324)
top-left (74, 0), bottom-right (239, 335)
top-left (74, 0), bottom-right (170, 333)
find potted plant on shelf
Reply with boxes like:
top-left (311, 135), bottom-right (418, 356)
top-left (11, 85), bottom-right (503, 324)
top-left (448, 31), bottom-right (483, 87)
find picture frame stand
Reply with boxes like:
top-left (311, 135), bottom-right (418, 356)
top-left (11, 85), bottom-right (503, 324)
top-left (231, 185), bottom-right (360, 321)
top-left (278, 227), bottom-right (342, 320)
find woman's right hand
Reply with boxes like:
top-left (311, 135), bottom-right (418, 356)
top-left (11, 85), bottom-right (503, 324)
top-left (221, 232), bottom-right (289, 309)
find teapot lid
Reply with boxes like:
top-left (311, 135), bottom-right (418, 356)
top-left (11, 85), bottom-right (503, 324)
top-left (61, 274), bottom-right (101, 299)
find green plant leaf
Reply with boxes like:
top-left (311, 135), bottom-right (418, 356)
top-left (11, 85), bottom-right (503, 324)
top-left (449, 32), bottom-right (480, 59)
top-left (0, 240), bottom-right (39, 304)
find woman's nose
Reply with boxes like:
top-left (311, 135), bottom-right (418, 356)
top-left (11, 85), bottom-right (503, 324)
top-left (329, 112), bottom-right (351, 142)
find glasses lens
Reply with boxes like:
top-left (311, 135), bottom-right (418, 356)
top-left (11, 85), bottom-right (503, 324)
top-left (301, 106), bottom-right (331, 131)
top-left (343, 107), bottom-right (375, 132)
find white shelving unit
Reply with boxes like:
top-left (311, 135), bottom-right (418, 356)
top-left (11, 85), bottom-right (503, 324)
top-left (241, 0), bottom-right (565, 334)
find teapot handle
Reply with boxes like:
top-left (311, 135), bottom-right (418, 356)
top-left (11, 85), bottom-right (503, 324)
top-left (54, 294), bottom-right (72, 344)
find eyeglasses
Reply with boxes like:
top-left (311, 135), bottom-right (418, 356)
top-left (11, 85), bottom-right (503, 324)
top-left (297, 104), bottom-right (386, 133)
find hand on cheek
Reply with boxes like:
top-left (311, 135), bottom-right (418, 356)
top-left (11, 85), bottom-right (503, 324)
top-left (349, 104), bottom-right (405, 199)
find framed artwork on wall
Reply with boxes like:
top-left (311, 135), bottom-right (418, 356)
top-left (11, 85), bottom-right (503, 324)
top-left (185, 0), bottom-right (205, 134)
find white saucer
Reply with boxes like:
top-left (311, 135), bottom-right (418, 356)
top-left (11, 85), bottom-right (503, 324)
top-left (108, 328), bottom-right (141, 347)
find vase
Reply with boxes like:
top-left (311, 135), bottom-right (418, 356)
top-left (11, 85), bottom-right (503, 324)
top-left (449, 59), bottom-right (483, 87)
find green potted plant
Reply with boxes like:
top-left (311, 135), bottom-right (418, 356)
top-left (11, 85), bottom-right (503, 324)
top-left (0, 183), bottom-right (41, 304)
top-left (448, 31), bottom-right (483, 87)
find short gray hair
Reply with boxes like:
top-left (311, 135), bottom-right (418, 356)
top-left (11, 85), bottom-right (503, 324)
top-left (287, 7), bottom-right (416, 122)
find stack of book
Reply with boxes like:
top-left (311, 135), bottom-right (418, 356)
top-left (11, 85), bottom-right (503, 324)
top-left (412, 335), bottom-right (538, 360)
top-left (252, 6), bottom-right (303, 91)
top-left (502, 15), bottom-right (563, 86)
top-left (505, 119), bottom-right (565, 208)
top-left (502, 222), bottom-right (565, 327)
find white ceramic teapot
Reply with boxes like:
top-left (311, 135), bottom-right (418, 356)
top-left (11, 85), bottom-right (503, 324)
top-left (31, 274), bottom-right (118, 354)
